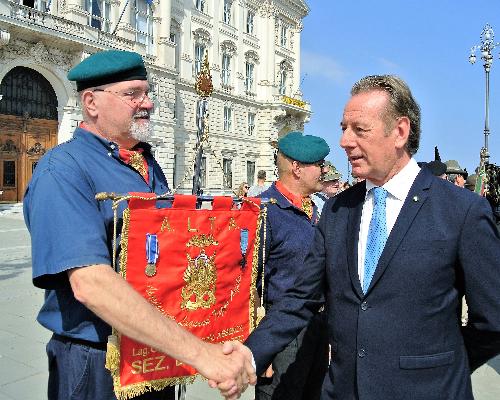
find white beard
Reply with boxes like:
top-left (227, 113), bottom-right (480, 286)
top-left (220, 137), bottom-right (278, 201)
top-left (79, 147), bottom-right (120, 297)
top-left (129, 112), bottom-right (153, 142)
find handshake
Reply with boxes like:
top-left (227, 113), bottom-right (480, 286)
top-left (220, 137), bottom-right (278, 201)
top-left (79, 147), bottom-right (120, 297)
top-left (195, 341), bottom-right (257, 400)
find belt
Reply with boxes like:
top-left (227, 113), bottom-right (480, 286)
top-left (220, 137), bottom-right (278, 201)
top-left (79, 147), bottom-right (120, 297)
top-left (52, 333), bottom-right (107, 351)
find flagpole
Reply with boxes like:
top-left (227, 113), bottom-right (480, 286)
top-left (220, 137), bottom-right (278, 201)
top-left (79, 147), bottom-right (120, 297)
top-left (192, 53), bottom-right (213, 196)
top-left (112, 0), bottom-right (131, 35)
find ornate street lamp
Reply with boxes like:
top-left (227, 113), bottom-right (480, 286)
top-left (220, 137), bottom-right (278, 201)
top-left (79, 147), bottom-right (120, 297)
top-left (469, 23), bottom-right (500, 165)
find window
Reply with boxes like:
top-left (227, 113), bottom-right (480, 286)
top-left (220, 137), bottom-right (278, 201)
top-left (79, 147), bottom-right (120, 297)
top-left (173, 95), bottom-right (177, 119)
top-left (194, 43), bottom-right (206, 76)
top-left (85, 0), bottom-right (112, 32)
top-left (135, 0), bottom-right (154, 54)
top-left (195, 0), bottom-right (205, 12)
top-left (223, 0), bottom-right (231, 24)
top-left (221, 54), bottom-right (231, 86)
top-left (223, 106), bottom-right (232, 132)
top-left (246, 10), bottom-right (255, 34)
top-left (200, 156), bottom-right (207, 188)
top-left (170, 32), bottom-right (179, 69)
top-left (279, 68), bottom-right (287, 95)
top-left (248, 113), bottom-right (255, 135)
top-left (22, 0), bottom-right (49, 10)
top-left (247, 161), bottom-right (255, 185)
top-left (245, 62), bottom-right (254, 93)
top-left (280, 24), bottom-right (287, 47)
top-left (223, 158), bottom-right (232, 189)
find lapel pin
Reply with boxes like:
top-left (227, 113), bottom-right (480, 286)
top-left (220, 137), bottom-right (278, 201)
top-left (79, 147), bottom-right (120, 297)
top-left (412, 196), bottom-right (419, 202)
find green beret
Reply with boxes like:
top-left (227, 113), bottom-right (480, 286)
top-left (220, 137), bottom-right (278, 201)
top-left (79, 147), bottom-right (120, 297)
top-left (278, 131), bottom-right (330, 163)
top-left (67, 50), bottom-right (148, 91)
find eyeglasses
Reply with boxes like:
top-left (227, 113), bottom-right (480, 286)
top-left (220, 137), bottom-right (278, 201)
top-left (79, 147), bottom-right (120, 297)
top-left (297, 160), bottom-right (326, 169)
top-left (92, 87), bottom-right (157, 108)
top-left (244, 186), bottom-right (250, 189)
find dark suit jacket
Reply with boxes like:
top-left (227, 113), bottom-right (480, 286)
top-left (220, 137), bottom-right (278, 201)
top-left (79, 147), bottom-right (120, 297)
top-left (246, 167), bottom-right (500, 400)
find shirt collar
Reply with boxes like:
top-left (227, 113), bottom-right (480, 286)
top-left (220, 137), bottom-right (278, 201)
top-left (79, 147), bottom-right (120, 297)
top-left (365, 158), bottom-right (420, 200)
top-left (75, 125), bottom-right (152, 156)
top-left (275, 180), bottom-right (310, 210)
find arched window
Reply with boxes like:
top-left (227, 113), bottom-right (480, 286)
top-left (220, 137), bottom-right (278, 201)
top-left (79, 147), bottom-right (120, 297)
top-left (0, 67), bottom-right (57, 120)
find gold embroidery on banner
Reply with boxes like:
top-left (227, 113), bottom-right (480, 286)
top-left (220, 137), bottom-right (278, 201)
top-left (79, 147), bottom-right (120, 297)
top-left (186, 233), bottom-right (219, 248)
top-left (160, 217), bottom-right (173, 233)
top-left (145, 285), bottom-right (176, 320)
top-left (208, 216), bottom-right (216, 231)
top-left (228, 217), bottom-right (239, 230)
top-left (177, 316), bottom-right (211, 328)
top-left (129, 152), bottom-right (148, 179)
top-left (181, 250), bottom-right (217, 311)
top-left (212, 274), bottom-right (241, 318)
top-left (187, 217), bottom-right (198, 232)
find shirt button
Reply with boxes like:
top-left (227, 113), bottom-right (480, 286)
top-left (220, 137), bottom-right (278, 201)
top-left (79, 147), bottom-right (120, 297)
top-left (110, 144), bottom-right (116, 149)
top-left (358, 349), bottom-right (366, 358)
top-left (107, 152), bottom-right (112, 157)
top-left (361, 301), bottom-right (368, 311)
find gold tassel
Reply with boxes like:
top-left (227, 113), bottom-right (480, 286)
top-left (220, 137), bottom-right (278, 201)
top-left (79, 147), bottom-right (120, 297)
top-left (105, 333), bottom-right (120, 375)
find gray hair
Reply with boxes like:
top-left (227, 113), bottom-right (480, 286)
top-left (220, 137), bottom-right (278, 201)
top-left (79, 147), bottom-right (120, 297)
top-left (351, 75), bottom-right (421, 155)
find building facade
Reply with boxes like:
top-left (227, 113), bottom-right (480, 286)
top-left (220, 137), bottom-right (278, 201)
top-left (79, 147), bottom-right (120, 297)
top-left (0, 0), bottom-right (310, 201)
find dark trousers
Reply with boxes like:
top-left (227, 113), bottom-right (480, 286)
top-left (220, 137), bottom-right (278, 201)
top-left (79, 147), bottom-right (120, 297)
top-left (47, 334), bottom-right (175, 400)
top-left (255, 312), bottom-right (329, 400)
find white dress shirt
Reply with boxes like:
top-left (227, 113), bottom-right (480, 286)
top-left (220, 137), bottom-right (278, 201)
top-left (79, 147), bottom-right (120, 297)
top-left (357, 158), bottom-right (421, 287)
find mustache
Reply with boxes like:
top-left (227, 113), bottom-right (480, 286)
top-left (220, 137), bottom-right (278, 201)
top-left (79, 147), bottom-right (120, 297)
top-left (133, 110), bottom-right (150, 119)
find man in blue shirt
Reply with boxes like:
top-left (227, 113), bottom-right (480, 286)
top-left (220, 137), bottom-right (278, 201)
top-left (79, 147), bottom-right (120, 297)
top-left (253, 132), bottom-right (330, 400)
top-left (24, 50), bottom-right (255, 400)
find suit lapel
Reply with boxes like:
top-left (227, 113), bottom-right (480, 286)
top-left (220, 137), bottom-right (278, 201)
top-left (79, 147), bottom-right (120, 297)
top-left (346, 182), bottom-right (366, 298)
top-left (365, 169), bottom-right (433, 294)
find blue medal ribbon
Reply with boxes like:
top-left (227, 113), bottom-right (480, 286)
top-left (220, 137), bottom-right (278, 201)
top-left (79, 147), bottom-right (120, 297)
top-left (240, 229), bottom-right (248, 269)
top-left (146, 233), bottom-right (159, 264)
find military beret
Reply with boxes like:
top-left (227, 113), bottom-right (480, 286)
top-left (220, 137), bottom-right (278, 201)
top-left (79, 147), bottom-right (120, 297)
top-left (278, 131), bottom-right (330, 163)
top-left (67, 50), bottom-right (148, 92)
top-left (323, 161), bottom-right (342, 181)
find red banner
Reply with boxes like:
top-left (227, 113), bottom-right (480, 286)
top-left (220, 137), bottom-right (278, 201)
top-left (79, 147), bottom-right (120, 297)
top-left (107, 194), bottom-right (261, 399)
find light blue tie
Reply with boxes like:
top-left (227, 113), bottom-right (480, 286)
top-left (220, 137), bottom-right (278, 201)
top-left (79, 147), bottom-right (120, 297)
top-left (363, 187), bottom-right (388, 293)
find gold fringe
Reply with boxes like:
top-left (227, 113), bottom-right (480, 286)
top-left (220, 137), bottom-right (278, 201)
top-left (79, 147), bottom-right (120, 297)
top-left (114, 376), bottom-right (197, 400)
top-left (119, 208), bottom-right (131, 279)
top-left (249, 204), bottom-right (267, 331)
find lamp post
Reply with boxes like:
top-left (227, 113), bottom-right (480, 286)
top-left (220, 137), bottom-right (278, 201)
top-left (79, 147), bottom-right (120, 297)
top-left (469, 23), bottom-right (500, 165)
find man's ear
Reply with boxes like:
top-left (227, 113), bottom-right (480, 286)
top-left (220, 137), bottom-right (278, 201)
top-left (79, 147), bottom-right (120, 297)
top-left (394, 116), bottom-right (410, 150)
top-left (291, 160), bottom-right (302, 178)
top-left (81, 91), bottom-right (98, 118)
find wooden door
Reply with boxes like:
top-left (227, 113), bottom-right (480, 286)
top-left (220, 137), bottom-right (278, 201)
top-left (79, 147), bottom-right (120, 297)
top-left (0, 114), bottom-right (57, 202)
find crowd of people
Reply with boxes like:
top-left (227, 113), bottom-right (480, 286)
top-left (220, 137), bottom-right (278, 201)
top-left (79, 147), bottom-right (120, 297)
top-left (24, 49), bottom-right (500, 400)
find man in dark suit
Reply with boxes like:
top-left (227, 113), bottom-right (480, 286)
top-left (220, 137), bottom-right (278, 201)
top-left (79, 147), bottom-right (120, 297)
top-left (216, 75), bottom-right (500, 400)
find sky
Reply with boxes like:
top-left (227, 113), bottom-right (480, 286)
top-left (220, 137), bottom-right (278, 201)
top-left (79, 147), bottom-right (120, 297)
top-left (300, 0), bottom-right (500, 182)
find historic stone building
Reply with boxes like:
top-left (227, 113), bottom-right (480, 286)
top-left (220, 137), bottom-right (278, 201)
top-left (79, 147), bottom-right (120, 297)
top-left (0, 0), bottom-right (310, 201)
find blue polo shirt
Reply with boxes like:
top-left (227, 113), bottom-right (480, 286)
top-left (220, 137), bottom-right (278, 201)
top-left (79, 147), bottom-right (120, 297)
top-left (23, 128), bottom-right (169, 343)
top-left (258, 183), bottom-right (320, 307)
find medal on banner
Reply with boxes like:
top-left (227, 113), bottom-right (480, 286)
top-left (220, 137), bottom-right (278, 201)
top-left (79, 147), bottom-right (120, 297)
top-left (145, 233), bottom-right (159, 277)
